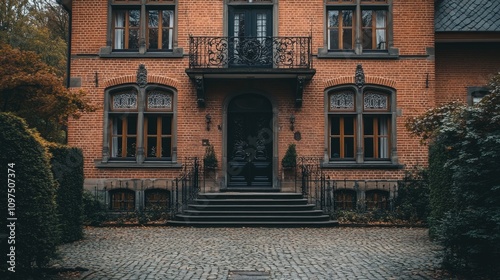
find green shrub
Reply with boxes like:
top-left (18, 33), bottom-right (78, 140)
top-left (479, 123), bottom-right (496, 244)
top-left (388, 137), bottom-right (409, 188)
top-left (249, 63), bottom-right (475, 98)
top-left (427, 142), bottom-right (454, 237)
top-left (407, 73), bottom-right (500, 278)
top-left (281, 143), bottom-right (297, 168)
top-left (82, 191), bottom-right (107, 226)
top-left (48, 143), bottom-right (84, 243)
top-left (0, 113), bottom-right (59, 272)
top-left (394, 167), bottom-right (430, 225)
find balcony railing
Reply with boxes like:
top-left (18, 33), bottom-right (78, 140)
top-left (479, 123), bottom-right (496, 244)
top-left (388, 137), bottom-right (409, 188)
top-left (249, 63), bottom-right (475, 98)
top-left (188, 36), bottom-right (313, 69)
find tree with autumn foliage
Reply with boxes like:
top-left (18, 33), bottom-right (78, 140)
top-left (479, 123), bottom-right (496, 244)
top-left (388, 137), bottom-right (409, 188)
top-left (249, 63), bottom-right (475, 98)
top-left (1, 0), bottom-right (68, 77)
top-left (406, 72), bottom-right (500, 278)
top-left (0, 44), bottom-right (93, 142)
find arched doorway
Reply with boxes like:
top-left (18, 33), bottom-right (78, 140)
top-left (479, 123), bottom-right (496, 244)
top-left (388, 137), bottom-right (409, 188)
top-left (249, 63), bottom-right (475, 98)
top-left (226, 94), bottom-right (274, 188)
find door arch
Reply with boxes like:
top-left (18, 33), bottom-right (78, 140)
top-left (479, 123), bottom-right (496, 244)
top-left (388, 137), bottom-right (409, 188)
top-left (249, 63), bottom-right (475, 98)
top-left (223, 93), bottom-right (278, 189)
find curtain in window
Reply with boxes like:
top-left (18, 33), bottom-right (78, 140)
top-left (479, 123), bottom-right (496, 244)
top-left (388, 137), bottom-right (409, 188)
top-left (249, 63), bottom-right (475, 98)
top-left (375, 11), bottom-right (386, 49)
top-left (163, 10), bottom-right (174, 49)
top-left (111, 118), bottom-right (120, 157)
top-left (114, 11), bottom-right (125, 49)
top-left (378, 116), bottom-right (388, 158)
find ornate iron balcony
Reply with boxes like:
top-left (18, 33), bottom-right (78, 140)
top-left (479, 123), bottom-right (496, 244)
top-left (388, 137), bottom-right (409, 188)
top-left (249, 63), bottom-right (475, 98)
top-left (188, 36), bottom-right (313, 69)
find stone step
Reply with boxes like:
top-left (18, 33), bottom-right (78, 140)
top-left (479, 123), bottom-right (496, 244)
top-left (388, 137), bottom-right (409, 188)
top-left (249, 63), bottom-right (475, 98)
top-left (169, 192), bottom-right (338, 228)
top-left (186, 204), bottom-right (317, 211)
top-left (175, 215), bottom-right (331, 222)
top-left (182, 210), bottom-right (326, 216)
top-left (192, 198), bottom-right (309, 205)
top-left (168, 220), bottom-right (339, 227)
top-left (197, 192), bottom-right (303, 200)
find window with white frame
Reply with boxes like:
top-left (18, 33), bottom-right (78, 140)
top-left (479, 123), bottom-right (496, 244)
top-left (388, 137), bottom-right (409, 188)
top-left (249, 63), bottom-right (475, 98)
top-left (111, 0), bottom-right (175, 52)
top-left (327, 86), bottom-right (396, 163)
top-left (326, 0), bottom-right (390, 52)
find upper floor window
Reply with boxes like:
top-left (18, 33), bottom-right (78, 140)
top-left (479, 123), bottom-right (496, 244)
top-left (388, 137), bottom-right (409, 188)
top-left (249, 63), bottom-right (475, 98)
top-left (326, 85), bottom-right (397, 165)
top-left (325, 0), bottom-right (391, 55)
top-left (110, 0), bottom-right (176, 53)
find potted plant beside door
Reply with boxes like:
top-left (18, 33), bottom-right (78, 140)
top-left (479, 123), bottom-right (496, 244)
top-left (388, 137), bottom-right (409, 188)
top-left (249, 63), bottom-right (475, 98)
top-left (281, 143), bottom-right (297, 191)
top-left (281, 143), bottom-right (297, 169)
top-left (203, 145), bottom-right (218, 170)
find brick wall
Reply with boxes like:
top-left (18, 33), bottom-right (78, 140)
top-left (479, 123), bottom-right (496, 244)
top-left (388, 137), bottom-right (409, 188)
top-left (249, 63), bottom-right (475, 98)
top-left (435, 42), bottom-right (500, 105)
top-left (68, 0), bottom-right (437, 188)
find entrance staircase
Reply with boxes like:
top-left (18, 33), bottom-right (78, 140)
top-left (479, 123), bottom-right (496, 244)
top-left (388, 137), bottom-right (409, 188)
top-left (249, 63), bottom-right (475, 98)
top-left (168, 192), bottom-right (338, 227)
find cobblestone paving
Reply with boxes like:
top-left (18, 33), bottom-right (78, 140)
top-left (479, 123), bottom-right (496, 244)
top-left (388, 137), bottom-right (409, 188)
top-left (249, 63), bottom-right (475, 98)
top-left (51, 227), bottom-right (443, 280)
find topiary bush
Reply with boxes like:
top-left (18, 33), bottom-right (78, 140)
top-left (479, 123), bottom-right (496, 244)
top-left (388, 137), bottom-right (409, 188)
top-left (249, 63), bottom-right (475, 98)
top-left (48, 143), bottom-right (84, 243)
top-left (0, 113), bottom-right (59, 273)
top-left (281, 143), bottom-right (297, 168)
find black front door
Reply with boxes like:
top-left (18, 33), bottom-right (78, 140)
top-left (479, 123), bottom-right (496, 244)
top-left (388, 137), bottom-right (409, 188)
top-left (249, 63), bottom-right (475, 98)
top-left (227, 94), bottom-right (273, 188)
top-left (228, 6), bottom-right (273, 67)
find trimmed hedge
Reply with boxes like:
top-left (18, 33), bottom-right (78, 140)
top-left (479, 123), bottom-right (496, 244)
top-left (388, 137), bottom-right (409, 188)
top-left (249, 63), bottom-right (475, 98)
top-left (427, 142), bottom-right (454, 237)
top-left (0, 113), bottom-right (59, 271)
top-left (394, 168), bottom-right (430, 224)
top-left (48, 143), bottom-right (84, 243)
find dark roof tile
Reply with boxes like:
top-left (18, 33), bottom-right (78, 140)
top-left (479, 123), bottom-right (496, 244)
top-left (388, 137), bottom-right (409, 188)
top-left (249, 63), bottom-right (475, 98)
top-left (435, 0), bottom-right (500, 32)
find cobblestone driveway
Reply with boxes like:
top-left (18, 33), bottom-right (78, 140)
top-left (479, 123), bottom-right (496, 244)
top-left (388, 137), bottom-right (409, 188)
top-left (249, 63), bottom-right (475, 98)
top-left (52, 227), bottom-right (442, 280)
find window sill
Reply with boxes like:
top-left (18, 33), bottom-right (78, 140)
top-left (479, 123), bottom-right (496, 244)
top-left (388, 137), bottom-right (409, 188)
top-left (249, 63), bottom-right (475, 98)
top-left (99, 47), bottom-right (184, 58)
top-left (95, 159), bottom-right (183, 168)
top-left (321, 161), bottom-right (404, 169)
top-left (317, 48), bottom-right (399, 59)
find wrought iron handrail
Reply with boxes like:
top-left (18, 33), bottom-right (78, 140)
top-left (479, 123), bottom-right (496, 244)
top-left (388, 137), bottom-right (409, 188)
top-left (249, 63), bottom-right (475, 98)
top-left (188, 36), bottom-right (312, 69)
top-left (170, 157), bottom-right (200, 217)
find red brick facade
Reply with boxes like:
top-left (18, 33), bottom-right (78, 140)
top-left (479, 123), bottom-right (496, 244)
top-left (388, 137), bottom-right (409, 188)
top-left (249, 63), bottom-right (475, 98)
top-left (63, 0), bottom-right (498, 194)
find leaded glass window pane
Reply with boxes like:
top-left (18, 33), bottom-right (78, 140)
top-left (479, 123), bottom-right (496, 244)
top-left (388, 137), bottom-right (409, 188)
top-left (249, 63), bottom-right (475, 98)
top-left (147, 91), bottom-right (172, 110)
top-left (330, 92), bottom-right (355, 111)
top-left (112, 91), bottom-right (138, 110)
top-left (364, 92), bottom-right (388, 110)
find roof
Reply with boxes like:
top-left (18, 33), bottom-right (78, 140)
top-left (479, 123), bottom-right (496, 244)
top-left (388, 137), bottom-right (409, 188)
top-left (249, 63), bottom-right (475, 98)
top-left (435, 0), bottom-right (500, 32)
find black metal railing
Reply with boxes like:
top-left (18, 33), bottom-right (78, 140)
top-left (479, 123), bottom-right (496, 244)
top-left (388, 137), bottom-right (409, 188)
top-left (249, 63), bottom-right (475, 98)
top-left (297, 157), bottom-right (334, 216)
top-left (170, 157), bottom-right (200, 216)
top-left (295, 157), bottom-right (406, 216)
top-left (188, 36), bottom-right (312, 69)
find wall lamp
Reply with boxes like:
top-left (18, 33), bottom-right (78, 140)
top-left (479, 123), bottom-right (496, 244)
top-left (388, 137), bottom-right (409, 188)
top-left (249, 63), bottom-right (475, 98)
top-left (289, 114), bottom-right (295, 131)
top-left (205, 114), bottom-right (212, 131)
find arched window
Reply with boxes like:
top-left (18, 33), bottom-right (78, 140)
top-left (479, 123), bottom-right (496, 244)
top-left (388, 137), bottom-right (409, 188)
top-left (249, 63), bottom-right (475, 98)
top-left (326, 85), bottom-right (396, 165)
top-left (109, 89), bottom-right (139, 158)
top-left (145, 91), bottom-right (173, 159)
top-left (334, 189), bottom-right (357, 210)
top-left (109, 189), bottom-right (135, 211)
top-left (144, 189), bottom-right (170, 209)
top-left (365, 189), bottom-right (389, 210)
top-left (102, 84), bottom-right (177, 165)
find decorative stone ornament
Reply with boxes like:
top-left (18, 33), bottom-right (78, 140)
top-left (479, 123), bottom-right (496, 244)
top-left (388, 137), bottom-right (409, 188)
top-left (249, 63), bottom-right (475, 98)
top-left (137, 64), bottom-right (147, 88)
top-left (355, 64), bottom-right (365, 89)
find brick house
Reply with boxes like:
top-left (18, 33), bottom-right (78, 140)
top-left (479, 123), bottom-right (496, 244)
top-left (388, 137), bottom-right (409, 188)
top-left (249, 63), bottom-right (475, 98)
top-left (57, 0), bottom-right (500, 223)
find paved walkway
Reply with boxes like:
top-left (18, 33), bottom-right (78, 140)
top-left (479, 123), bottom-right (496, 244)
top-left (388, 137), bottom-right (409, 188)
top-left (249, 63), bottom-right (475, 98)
top-left (51, 227), bottom-right (443, 280)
